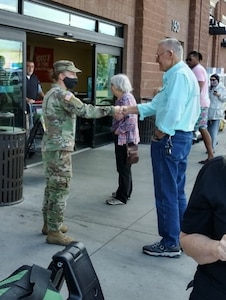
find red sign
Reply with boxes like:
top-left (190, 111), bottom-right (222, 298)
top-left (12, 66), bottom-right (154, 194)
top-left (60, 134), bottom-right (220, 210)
top-left (33, 47), bottom-right (54, 82)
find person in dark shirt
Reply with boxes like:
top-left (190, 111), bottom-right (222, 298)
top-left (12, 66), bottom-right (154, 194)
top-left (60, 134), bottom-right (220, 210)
top-left (180, 156), bottom-right (226, 299)
top-left (26, 60), bottom-right (44, 133)
top-left (26, 60), bottom-right (44, 104)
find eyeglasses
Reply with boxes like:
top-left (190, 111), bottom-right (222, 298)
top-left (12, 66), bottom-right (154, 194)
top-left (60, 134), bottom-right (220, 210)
top-left (155, 50), bottom-right (169, 59)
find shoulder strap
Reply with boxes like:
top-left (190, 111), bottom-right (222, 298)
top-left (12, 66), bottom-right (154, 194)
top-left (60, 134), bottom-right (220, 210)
top-left (0, 265), bottom-right (51, 300)
top-left (25, 264), bottom-right (51, 300)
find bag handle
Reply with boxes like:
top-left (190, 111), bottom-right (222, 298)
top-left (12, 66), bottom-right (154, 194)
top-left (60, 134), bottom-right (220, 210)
top-left (25, 264), bottom-right (51, 300)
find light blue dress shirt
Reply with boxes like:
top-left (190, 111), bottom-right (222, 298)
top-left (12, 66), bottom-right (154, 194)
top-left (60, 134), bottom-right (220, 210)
top-left (137, 61), bottom-right (201, 136)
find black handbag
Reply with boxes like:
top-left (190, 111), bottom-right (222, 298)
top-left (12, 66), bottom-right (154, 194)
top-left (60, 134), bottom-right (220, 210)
top-left (127, 143), bottom-right (139, 164)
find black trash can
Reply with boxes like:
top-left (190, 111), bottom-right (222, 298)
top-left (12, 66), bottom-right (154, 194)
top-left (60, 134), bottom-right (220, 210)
top-left (138, 97), bottom-right (156, 144)
top-left (0, 126), bottom-right (26, 206)
top-left (139, 116), bottom-right (155, 144)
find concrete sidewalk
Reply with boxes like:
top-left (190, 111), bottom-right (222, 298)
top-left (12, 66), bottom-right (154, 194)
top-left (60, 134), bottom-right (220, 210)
top-left (1, 130), bottom-right (226, 300)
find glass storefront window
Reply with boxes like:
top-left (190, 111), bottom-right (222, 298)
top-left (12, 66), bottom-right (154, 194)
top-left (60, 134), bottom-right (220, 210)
top-left (99, 22), bottom-right (116, 36)
top-left (0, 0), bottom-right (18, 12)
top-left (24, 1), bottom-right (69, 25)
top-left (94, 52), bottom-right (119, 142)
top-left (23, 1), bottom-right (122, 36)
top-left (96, 53), bottom-right (118, 105)
top-left (0, 39), bottom-right (23, 127)
top-left (70, 15), bottom-right (96, 31)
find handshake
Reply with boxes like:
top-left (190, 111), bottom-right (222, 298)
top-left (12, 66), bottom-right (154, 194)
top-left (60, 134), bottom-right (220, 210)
top-left (113, 105), bottom-right (138, 120)
top-left (113, 105), bottom-right (127, 120)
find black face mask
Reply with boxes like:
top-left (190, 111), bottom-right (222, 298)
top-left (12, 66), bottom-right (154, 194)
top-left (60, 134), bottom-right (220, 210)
top-left (63, 77), bottom-right (78, 89)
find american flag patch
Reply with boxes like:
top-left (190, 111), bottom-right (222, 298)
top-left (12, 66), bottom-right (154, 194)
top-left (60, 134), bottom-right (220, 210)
top-left (65, 92), bottom-right (72, 101)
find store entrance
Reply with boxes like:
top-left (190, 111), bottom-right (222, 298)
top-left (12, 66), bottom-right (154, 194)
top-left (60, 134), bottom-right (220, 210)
top-left (0, 29), bottom-right (122, 165)
top-left (27, 33), bottom-right (94, 157)
top-left (27, 34), bottom-right (122, 151)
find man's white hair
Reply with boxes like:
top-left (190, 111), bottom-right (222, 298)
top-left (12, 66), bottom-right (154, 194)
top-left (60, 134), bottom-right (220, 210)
top-left (159, 38), bottom-right (183, 60)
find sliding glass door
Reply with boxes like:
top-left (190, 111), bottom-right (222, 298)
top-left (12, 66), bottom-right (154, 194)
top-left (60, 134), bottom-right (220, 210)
top-left (0, 28), bottom-right (26, 128)
top-left (92, 45), bottom-right (121, 147)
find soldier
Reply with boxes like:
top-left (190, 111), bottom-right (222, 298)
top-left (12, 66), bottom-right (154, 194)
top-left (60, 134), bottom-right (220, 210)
top-left (41, 60), bottom-right (120, 246)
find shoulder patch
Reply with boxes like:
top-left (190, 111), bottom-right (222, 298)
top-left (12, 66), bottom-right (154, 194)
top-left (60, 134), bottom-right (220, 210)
top-left (65, 92), bottom-right (73, 101)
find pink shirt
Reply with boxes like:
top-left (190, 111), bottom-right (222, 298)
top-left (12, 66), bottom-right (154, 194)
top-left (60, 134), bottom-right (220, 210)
top-left (192, 64), bottom-right (210, 108)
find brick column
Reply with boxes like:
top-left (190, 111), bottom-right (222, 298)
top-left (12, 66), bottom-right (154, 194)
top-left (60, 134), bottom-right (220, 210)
top-left (187, 0), bottom-right (209, 65)
top-left (133, 0), bottom-right (166, 101)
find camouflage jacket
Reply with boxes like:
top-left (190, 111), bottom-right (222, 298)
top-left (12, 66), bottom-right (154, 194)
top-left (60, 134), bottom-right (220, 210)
top-left (42, 84), bottom-right (114, 151)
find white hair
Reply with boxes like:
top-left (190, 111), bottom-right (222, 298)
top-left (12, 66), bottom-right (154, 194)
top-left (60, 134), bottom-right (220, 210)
top-left (159, 38), bottom-right (183, 60)
top-left (110, 74), bottom-right (133, 93)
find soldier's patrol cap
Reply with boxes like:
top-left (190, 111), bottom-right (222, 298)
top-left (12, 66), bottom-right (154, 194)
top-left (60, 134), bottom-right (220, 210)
top-left (53, 60), bottom-right (82, 73)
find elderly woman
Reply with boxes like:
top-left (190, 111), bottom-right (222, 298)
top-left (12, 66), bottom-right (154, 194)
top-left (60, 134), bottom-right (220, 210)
top-left (208, 73), bottom-right (226, 151)
top-left (106, 74), bottom-right (140, 205)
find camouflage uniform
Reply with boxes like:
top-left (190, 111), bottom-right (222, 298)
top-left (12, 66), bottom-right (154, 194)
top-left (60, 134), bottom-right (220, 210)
top-left (42, 83), bottom-right (114, 232)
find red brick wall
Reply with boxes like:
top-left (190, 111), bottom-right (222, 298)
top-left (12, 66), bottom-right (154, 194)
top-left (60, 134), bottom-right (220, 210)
top-left (211, 0), bottom-right (226, 71)
top-left (48, 0), bottom-right (219, 100)
top-left (133, 0), bottom-right (167, 100)
top-left (187, 0), bottom-right (209, 66)
top-left (49, 0), bottom-right (136, 87)
top-left (165, 0), bottom-right (190, 59)
top-left (50, 0), bottom-right (172, 100)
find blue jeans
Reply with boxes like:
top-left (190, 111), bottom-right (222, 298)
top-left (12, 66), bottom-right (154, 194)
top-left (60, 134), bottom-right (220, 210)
top-left (151, 131), bottom-right (193, 248)
top-left (208, 119), bottom-right (220, 150)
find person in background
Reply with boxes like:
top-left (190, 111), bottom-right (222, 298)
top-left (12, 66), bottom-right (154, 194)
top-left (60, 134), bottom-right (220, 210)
top-left (121, 38), bottom-right (200, 257)
top-left (42, 60), bottom-right (121, 246)
top-left (26, 60), bottom-right (44, 133)
top-left (180, 156), bottom-right (226, 299)
top-left (106, 73), bottom-right (140, 205)
top-left (26, 60), bottom-right (44, 105)
top-left (208, 73), bottom-right (226, 152)
top-left (186, 51), bottom-right (214, 164)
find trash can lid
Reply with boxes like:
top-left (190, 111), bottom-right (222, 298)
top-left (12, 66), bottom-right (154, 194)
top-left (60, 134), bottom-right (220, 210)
top-left (0, 112), bottom-right (14, 118)
top-left (0, 126), bottom-right (25, 134)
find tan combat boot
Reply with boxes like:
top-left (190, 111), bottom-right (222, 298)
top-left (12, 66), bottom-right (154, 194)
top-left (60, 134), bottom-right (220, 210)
top-left (46, 231), bottom-right (75, 246)
top-left (42, 223), bottom-right (68, 235)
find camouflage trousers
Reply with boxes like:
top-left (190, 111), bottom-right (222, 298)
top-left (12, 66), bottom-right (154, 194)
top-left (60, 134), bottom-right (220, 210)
top-left (42, 150), bottom-right (72, 231)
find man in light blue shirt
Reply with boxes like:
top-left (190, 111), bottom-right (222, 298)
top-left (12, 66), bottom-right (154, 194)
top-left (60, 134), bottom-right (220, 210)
top-left (139, 60), bottom-right (200, 136)
top-left (122, 38), bottom-right (200, 257)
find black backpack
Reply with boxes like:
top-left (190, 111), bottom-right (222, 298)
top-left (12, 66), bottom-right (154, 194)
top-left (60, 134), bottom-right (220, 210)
top-left (0, 264), bottom-right (63, 300)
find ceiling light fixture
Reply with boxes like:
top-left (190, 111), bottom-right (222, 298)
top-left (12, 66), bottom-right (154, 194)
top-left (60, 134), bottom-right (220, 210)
top-left (55, 32), bottom-right (77, 42)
